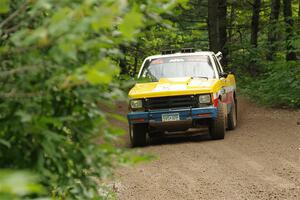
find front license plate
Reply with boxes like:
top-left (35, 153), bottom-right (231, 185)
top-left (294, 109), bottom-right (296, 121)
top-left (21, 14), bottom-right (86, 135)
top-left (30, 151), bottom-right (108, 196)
top-left (162, 113), bottom-right (180, 122)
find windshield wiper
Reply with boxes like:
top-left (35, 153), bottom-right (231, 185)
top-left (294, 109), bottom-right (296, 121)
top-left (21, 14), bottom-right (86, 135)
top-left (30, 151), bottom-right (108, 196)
top-left (192, 76), bottom-right (209, 80)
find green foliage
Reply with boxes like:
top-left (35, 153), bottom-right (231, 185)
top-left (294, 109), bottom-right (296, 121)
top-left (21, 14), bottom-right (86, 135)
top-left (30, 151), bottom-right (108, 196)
top-left (0, 170), bottom-right (49, 200)
top-left (239, 61), bottom-right (300, 108)
top-left (0, 0), bottom-right (9, 14)
top-left (120, 8), bottom-right (143, 39)
top-left (0, 0), bottom-right (183, 199)
top-left (228, 12), bottom-right (300, 108)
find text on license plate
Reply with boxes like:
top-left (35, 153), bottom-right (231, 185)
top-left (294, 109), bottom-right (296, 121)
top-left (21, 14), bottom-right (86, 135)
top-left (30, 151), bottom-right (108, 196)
top-left (162, 113), bottom-right (180, 122)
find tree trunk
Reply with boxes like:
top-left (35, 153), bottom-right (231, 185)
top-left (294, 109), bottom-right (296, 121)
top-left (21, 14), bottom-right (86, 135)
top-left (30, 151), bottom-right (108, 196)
top-left (133, 49), bottom-right (138, 77)
top-left (119, 45), bottom-right (127, 75)
top-left (208, 0), bottom-right (219, 53)
top-left (283, 0), bottom-right (297, 61)
top-left (267, 0), bottom-right (280, 61)
top-left (299, 0), bottom-right (300, 18)
top-left (228, 1), bottom-right (237, 65)
top-left (228, 1), bottom-right (237, 43)
top-left (218, 0), bottom-right (227, 66)
top-left (250, 0), bottom-right (261, 47)
top-left (248, 0), bottom-right (261, 76)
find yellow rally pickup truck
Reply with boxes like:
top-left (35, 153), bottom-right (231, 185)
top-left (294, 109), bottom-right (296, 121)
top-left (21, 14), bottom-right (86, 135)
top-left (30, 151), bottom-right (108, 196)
top-left (127, 50), bottom-right (237, 147)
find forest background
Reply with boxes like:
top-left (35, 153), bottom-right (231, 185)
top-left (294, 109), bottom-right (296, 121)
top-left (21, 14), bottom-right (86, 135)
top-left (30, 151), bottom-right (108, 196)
top-left (0, 0), bottom-right (299, 199)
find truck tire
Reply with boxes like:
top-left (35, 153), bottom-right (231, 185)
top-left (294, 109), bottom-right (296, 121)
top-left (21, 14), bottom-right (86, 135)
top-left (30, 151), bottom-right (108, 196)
top-left (209, 102), bottom-right (225, 140)
top-left (227, 100), bottom-right (237, 130)
top-left (129, 123), bottom-right (148, 147)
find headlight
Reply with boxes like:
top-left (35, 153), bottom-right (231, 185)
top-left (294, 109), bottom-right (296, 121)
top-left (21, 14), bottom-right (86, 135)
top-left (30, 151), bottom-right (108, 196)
top-left (130, 99), bottom-right (143, 109)
top-left (198, 94), bottom-right (211, 104)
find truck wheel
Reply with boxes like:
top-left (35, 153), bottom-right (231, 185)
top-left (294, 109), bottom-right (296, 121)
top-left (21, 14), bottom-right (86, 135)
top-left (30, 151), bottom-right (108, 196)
top-left (227, 100), bottom-right (237, 130)
top-left (209, 102), bottom-right (225, 140)
top-left (129, 123), bottom-right (148, 147)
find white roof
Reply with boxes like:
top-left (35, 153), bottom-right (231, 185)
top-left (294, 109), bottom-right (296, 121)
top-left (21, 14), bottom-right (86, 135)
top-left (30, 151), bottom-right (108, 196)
top-left (145, 51), bottom-right (215, 61)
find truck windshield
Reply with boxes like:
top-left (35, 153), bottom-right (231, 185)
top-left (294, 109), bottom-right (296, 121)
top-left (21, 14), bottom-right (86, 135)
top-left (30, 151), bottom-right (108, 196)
top-left (141, 55), bottom-right (216, 80)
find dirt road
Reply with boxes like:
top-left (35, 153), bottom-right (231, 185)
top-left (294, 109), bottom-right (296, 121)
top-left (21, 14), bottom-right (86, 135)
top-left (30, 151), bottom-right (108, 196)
top-left (115, 98), bottom-right (300, 200)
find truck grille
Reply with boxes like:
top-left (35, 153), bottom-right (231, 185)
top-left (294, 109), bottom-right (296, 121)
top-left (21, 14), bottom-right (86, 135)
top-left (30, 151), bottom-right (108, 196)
top-left (144, 95), bottom-right (198, 110)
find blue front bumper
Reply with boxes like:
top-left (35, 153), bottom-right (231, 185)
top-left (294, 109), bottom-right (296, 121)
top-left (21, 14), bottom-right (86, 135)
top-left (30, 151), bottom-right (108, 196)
top-left (127, 106), bottom-right (217, 124)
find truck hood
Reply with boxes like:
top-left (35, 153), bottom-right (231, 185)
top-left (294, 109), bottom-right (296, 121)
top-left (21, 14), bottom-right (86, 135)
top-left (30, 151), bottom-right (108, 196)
top-left (129, 77), bottom-right (222, 99)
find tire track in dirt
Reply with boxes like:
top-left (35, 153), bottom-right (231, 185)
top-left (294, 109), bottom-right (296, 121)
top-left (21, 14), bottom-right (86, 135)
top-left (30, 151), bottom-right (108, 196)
top-left (114, 97), bottom-right (300, 200)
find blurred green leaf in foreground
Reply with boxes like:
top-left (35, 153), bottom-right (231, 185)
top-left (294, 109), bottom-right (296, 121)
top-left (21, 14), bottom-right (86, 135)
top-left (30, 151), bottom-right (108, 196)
top-left (0, 170), bottom-right (50, 200)
top-left (0, 0), bottom-right (187, 199)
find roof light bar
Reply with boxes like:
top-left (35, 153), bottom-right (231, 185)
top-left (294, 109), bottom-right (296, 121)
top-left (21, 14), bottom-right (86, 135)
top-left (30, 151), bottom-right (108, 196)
top-left (181, 48), bottom-right (195, 53)
top-left (161, 49), bottom-right (176, 55)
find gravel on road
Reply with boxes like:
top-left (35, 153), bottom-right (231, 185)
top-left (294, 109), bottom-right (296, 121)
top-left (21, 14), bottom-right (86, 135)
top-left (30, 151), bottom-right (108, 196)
top-left (114, 98), bottom-right (300, 200)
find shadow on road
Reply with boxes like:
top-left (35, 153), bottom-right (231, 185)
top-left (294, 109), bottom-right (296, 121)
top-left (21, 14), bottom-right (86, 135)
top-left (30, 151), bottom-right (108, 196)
top-left (149, 129), bottom-right (211, 146)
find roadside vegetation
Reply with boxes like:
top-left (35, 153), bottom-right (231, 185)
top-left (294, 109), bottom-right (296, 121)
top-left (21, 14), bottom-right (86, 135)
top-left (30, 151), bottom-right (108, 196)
top-left (0, 0), bottom-right (299, 200)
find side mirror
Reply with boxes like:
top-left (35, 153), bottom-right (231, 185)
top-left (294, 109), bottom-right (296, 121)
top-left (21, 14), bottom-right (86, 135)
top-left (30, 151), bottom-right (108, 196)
top-left (215, 51), bottom-right (223, 61)
top-left (228, 71), bottom-right (235, 75)
top-left (219, 72), bottom-right (228, 78)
